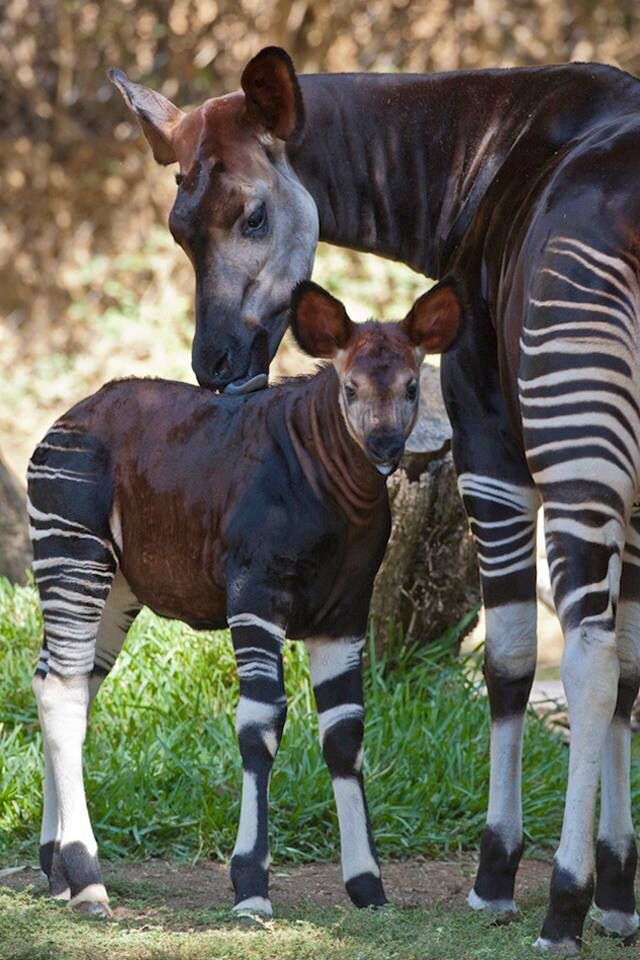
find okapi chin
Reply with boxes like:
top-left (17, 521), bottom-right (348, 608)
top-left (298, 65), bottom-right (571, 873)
top-left (28, 279), bottom-right (462, 918)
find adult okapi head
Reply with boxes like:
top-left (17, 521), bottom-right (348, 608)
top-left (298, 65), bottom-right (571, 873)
top-left (109, 48), bottom-right (318, 393)
top-left (290, 279), bottom-right (462, 474)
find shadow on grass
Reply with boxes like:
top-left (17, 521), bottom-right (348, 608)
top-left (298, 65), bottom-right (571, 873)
top-left (0, 882), bottom-right (634, 960)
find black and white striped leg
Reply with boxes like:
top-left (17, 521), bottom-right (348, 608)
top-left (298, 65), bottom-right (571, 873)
top-left (592, 510), bottom-right (640, 942)
top-left (306, 637), bottom-right (387, 908)
top-left (535, 507), bottom-right (628, 954)
top-left (228, 613), bottom-right (288, 917)
top-left (458, 474), bottom-right (540, 915)
top-left (29, 482), bottom-right (120, 912)
top-left (90, 571), bottom-right (141, 706)
top-left (519, 234), bottom-right (640, 953)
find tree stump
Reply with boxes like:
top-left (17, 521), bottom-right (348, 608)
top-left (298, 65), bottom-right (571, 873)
top-left (370, 364), bottom-right (479, 658)
top-left (0, 452), bottom-right (31, 583)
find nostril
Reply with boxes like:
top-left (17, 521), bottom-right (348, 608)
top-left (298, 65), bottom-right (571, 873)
top-left (366, 434), bottom-right (404, 463)
top-left (210, 350), bottom-right (229, 376)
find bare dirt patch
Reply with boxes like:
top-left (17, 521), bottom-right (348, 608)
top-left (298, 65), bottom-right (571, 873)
top-left (1, 857), bottom-right (552, 915)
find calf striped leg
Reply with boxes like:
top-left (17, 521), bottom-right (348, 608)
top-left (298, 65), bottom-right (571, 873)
top-left (228, 613), bottom-right (288, 916)
top-left (28, 463), bottom-right (118, 911)
top-left (593, 509), bottom-right (640, 940)
top-left (458, 473), bottom-right (539, 914)
top-left (306, 636), bottom-right (387, 908)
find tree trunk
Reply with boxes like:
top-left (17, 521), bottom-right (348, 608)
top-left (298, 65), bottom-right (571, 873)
top-left (370, 364), bottom-right (479, 658)
top-left (0, 453), bottom-right (31, 583)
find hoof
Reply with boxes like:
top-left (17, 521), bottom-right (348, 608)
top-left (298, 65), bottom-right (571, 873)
top-left (468, 887), bottom-right (517, 920)
top-left (533, 936), bottom-right (580, 956)
top-left (233, 896), bottom-right (273, 919)
top-left (72, 900), bottom-right (113, 920)
top-left (592, 907), bottom-right (639, 945)
top-left (69, 883), bottom-right (111, 918)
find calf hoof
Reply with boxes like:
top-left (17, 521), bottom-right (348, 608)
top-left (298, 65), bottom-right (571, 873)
top-left (233, 896), bottom-right (273, 919)
top-left (468, 887), bottom-right (517, 920)
top-left (533, 936), bottom-right (580, 956)
top-left (592, 907), bottom-right (639, 945)
top-left (346, 873), bottom-right (388, 908)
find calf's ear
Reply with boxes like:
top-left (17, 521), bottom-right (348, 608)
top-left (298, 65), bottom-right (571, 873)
top-left (241, 46), bottom-right (304, 141)
top-left (108, 68), bottom-right (184, 165)
top-left (290, 282), bottom-right (354, 359)
top-left (402, 278), bottom-right (463, 356)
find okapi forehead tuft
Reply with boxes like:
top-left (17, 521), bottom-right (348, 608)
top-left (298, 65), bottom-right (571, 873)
top-left (343, 323), bottom-right (418, 383)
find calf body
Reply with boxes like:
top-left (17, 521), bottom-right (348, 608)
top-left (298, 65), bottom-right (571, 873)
top-left (29, 280), bottom-right (461, 916)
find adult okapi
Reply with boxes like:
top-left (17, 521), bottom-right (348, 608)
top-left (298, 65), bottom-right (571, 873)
top-left (109, 50), bottom-right (640, 953)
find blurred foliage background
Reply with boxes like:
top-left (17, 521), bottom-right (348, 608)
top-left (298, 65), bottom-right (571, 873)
top-left (2, 0), bottom-right (640, 476)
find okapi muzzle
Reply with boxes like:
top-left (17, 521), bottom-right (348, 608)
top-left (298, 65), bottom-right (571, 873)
top-left (110, 48), bottom-right (319, 394)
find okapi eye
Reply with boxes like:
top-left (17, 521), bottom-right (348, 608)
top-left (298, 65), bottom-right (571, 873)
top-left (406, 379), bottom-right (418, 401)
top-left (344, 383), bottom-right (357, 404)
top-left (175, 173), bottom-right (184, 186)
top-left (243, 202), bottom-right (268, 239)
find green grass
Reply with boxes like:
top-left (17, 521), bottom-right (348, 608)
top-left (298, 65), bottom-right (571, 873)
top-left (0, 886), bottom-right (636, 960)
top-left (2, 576), bottom-right (640, 870)
top-left (0, 579), bottom-right (550, 866)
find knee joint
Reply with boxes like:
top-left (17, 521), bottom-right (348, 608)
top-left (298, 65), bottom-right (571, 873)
top-left (322, 717), bottom-right (364, 776)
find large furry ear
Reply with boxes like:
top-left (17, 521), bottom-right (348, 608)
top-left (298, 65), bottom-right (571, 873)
top-left (108, 68), bottom-right (184, 165)
top-left (241, 46), bottom-right (304, 141)
top-left (402, 278), bottom-right (463, 356)
top-left (290, 282), bottom-right (354, 359)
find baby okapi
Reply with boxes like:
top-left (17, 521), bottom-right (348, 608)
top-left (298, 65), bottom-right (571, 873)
top-left (28, 279), bottom-right (462, 917)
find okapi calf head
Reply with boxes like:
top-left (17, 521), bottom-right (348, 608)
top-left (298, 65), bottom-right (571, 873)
top-left (291, 278), bottom-right (462, 474)
top-left (109, 47), bottom-right (318, 393)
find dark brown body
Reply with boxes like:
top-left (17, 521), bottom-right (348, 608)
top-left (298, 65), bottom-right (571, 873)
top-left (62, 372), bottom-right (389, 638)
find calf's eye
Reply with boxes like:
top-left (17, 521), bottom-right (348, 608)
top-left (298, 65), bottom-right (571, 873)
top-left (406, 378), bottom-right (418, 401)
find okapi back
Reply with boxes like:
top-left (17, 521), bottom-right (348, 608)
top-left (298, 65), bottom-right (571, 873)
top-left (31, 369), bottom-right (390, 639)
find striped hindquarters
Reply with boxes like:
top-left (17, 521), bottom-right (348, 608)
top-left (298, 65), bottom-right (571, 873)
top-left (520, 237), bottom-right (640, 630)
top-left (28, 422), bottom-right (116, 676)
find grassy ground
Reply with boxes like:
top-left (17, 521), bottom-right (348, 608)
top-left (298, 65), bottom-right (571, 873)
top-left (3, 579), bottom-right (640, 958)
top-left (1, 879), bottom-right (637, 960)
top-left (0, 578), bottom-right (572, 866)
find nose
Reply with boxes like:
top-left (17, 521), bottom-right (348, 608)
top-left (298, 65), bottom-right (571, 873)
top-left (364, 431), bottom-right (405, 474)
top-left (192, 346), bottom-right (231, 390)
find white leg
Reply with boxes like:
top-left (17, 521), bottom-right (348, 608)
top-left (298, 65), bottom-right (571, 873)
top-left (592, 596), bottom-right (640, 939)
top-left (535, 624), bottom-right (619, 954)
top-left (33, 672), bottom-right (110, 914)
top-left (38, 731), bottom-right (69, 899)
top-left (306, 636), bottom-right (387, 908)
top-left (469, 601), bottom-right (537, 913)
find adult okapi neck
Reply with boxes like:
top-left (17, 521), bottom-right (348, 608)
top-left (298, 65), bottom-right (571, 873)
top-left (287, 66), bottom-right (626, 279)
top-left (284, 367), bottom-right (386, 526)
